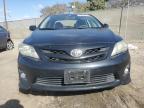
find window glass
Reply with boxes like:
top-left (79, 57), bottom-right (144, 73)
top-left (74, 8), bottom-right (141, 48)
top-left (0, 26), bottom-right (6, 32)
top-left (39, 14), bottom-right (103, 30)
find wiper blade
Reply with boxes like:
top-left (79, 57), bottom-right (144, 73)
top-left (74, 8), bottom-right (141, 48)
top-left (90, 27), bottom-right (101, 29)
top-left (76, 27), bottom-right (89, 29)
top-left (76, 27), bottom-right (101, 29)
top-left (39, 28), bottom-right (55, 30)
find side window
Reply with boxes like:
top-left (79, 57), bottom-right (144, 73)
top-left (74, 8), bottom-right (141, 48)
top-left (87, 19), bottom-right (98, 28)
top-left (87, 17), bottom-right (102, 28)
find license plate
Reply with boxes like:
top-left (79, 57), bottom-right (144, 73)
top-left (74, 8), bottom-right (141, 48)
top-left (64, 70), bottom-right (90, 84)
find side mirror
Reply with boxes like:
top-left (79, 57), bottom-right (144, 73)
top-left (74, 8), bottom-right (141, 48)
top-left (103, 24), bottom-right (109, 28)
top-left (29, 25), bottom-right (37, 31)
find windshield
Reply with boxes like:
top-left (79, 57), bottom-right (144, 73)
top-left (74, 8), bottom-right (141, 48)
top-left (39, 14), bottom-right (103, 30)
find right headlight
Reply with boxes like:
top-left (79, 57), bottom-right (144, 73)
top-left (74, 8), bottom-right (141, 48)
top-left (19, 43), bottom-right (39, 59)
top-left (111, 40), bottom-right (128, 57)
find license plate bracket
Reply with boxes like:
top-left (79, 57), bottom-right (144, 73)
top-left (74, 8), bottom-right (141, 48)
top-left (64, 69), bottom-right (90, 84)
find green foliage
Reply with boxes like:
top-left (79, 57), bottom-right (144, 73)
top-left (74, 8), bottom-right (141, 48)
top-left (40, 4), bottom-right (67, 17)
top-left (87, 0), bottom-right (106, 10)
top-left (70, 2), bottom-right (89, 12)
top-left (40, 2), bottom-right (89, 16)
top-left (40, 0), bottom-right (109, 16)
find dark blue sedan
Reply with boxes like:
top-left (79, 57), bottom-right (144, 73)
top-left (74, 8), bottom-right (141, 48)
top-left (0, 25), bottom-right (14, 50)
top-left (18, 14), bottom-right (131, 93)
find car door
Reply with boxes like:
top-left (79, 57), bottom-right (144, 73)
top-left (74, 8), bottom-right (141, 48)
top-left (0, 26), bottom-right (7, 49)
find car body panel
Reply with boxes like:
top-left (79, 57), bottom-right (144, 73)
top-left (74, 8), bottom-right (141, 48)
top-left (18, 50), bottom-right (130, 91)
top-left (0, 26), bottom-right (14, 50)
top-left (0, 26), bottom-right (7, 49)
top-left (24, 28), bottom-right (122, 45)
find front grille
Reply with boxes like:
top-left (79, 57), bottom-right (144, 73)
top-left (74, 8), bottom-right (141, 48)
top-left (36, 76), bottom-right (63, 86)
top-left (90, 73), bottom-right (115, 85)
top-left (35, 73), bottom-right (115, 86)
top-left (41, 47), bottom-right (109, 63)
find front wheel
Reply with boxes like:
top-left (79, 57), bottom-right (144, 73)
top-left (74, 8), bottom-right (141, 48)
top-left (6, 40), bottom-right (14, 50)
top-left (19, 88), bottom-right (30, 94)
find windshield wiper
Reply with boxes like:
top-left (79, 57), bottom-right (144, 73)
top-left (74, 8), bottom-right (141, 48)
top-left (89, 27), bottom-right (102, 29)
top-left (76, 27), bottom-right (89, 29)
top-left (76, 27), bottom-right (101, 29)
top-left (39, 28), bottom-right (55, 30)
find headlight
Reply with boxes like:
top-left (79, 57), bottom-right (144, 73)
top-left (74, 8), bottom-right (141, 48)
top-left (111, 40), bottom-right (128, 57)
top-left (19, 43), bottom-right (39, 59)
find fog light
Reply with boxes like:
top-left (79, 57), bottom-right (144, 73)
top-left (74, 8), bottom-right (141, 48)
top-left (20, 72), bottom-right (26, 79)
top-left (124, 65), bottom-right (130, 75)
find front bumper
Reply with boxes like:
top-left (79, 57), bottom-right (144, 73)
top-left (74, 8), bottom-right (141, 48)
top-left (18, 51), bottom-right (131, 92)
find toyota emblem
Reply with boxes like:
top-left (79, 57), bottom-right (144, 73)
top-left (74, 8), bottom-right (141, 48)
top-left (70, 49), bottom-right (83, 57)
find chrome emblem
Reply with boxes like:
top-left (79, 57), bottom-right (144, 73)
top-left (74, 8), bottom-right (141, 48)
top-left (70, 49), bottom-right (83, 57)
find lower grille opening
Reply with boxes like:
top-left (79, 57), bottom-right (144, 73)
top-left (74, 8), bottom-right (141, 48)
top-left (35, 73), bottom-right (116, 86)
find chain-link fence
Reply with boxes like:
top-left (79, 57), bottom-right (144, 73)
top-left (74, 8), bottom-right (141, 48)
top-left (88, 5), bottom-right (144, 41)
top-left (0, 5), bottom-right (144, 41)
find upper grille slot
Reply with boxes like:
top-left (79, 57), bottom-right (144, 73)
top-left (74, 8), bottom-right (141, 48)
top-left (42, 49), bottom-right (67, 55)
top-left (85, 47), bottom-right (108, 55)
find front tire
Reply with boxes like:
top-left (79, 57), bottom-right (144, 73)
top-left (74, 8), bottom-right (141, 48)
top-left (19, 88), bottom-right (30, 94)
top-left (19, 77), bottom-right (31, 94)
top-left (122, 73), bottom-right (131, 85)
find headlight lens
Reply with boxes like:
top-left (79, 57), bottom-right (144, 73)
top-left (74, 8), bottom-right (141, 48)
top-left (19, 43), bottom-right (39, 59)
top-left (111, 40), bottom-right (128, 57)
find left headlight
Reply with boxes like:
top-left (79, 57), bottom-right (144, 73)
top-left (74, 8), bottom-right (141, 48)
top-left (111, 40), bottom-right (128, 57)
top-left (19, 43), bottom-right (39, 59)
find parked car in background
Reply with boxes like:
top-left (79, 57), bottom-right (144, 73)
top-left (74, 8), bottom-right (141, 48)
top-left (18, 14), bottom-right (131, 93)
top-left (0, 25), bottom-right (14, 50)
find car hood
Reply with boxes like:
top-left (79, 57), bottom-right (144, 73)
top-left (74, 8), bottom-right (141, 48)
top-left (24, 28), bottom-right (122, 45)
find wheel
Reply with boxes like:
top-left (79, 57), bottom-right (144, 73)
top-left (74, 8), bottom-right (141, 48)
top-left (19, 78), bottom-right (31, 94)
top-left (122, 73), bottom-right (131, 85)
top-left (19, 88), bottom-right (30, 94)
top-left (6, 40), bottom-right (14, 50)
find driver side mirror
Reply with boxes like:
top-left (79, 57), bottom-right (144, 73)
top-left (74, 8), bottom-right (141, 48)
top-left (29, 25), bottom-right (37, 31)
top-left (103, 24), bottom-right (109, 28)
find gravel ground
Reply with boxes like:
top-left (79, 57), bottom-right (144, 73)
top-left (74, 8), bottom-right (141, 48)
top-left (0, 40), bottom-right (144, 108)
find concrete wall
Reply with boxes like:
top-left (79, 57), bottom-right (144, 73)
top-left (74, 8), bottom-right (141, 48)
top-left (86, 6), bottom-right (144, 40)
top-left (0, 6), bottom-right (144, 40)
top-left (0, 18), bottom-right (44, 39)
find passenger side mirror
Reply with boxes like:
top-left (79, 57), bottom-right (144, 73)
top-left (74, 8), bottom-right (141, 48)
top-left (103, 24), bottom-right (109, 28)
top-left (29, 25), bottom-right (37, 31)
